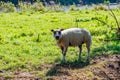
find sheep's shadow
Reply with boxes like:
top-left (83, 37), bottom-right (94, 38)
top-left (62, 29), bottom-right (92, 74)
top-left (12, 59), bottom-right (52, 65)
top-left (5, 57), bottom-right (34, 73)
top-left (46, 42), bottom-right (120, 77)
top-left (46, 60), bottom-right (88, 76)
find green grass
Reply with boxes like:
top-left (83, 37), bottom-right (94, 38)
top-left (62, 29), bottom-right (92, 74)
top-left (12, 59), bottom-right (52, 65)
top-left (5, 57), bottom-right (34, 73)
top-left (0, 9), bottom-right (120, 78)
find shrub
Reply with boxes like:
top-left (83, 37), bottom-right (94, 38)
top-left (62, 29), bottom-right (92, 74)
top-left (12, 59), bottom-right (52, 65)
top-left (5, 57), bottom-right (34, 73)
top-left (0, 2), bottom-right (15, 12)
top-left (19, 1), bottom-right (45, 12)
top-left (118, 4), bottom-right (120, 9)
top-left (18, 1), bottom-right (30, 12)
top-left (92, 4), bottom-right (107, 11)
top-left (69, 5), bottom-right (78, 11)
top-left (32, 2), bottom-right (45, 12)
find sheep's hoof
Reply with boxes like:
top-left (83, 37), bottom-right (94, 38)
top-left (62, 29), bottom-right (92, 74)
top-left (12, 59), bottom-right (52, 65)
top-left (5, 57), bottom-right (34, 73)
top-left (61, 60), bottom-right (66, 64)
top-left (78, 58), bottom-right (81, 61)
top-left (86, 60), bottom-right (90, 65)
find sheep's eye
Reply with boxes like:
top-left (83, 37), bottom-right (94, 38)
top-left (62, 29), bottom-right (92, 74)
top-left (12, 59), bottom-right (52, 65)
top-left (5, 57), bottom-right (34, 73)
top-left (53, 31), bottom-right (56, 34)
top-left (58, 31), bottom-right (61, 34)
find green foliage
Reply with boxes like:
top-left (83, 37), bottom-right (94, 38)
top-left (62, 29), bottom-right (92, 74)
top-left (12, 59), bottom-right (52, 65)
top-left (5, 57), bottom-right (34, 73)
top-left (104, 0), bottom-right (110, 4)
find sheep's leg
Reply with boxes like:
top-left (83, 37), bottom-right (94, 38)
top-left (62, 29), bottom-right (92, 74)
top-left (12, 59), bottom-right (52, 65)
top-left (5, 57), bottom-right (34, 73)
top-left (86, 45), bottom-right (90, 63)
top-left (78, 45), bottom-right (82, 61)
top-left (61, 46), bottom-right (67, 63)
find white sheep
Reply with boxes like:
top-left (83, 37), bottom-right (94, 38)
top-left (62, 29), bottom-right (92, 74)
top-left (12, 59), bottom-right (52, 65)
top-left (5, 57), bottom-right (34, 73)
top-left (51, 28), bottom-right (92, 63)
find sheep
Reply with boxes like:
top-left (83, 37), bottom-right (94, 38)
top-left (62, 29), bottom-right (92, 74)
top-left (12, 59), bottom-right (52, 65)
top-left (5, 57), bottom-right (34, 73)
top-left (51, 28), bottom-right (92, 63)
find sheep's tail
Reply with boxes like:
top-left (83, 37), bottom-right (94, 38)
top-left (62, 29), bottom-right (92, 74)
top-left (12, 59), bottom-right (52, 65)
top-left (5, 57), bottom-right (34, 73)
top-left (88, 32), bottom-right (92, 46)
top-left (90, 35), bottom-right (92, 45)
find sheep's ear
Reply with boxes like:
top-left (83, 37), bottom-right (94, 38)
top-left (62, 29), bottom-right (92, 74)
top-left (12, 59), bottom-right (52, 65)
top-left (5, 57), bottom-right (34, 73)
top-left (60, 29), bottom-right (64, 31)
top-left (51, 29), bottom-right (54, 32)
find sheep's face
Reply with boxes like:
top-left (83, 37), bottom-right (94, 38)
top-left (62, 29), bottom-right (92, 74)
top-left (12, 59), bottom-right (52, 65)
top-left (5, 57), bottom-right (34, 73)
top-left (51, 29), bottom-right (64, 40)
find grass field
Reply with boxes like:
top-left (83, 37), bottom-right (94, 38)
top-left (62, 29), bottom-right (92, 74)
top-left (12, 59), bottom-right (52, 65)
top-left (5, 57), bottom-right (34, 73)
top-left (0, 9), bottom-right (120, 79)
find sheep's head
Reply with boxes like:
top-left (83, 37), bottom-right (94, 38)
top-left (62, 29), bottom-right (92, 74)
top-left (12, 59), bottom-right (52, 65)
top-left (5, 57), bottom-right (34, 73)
top-left (51, 29), bottom-right (64, 40)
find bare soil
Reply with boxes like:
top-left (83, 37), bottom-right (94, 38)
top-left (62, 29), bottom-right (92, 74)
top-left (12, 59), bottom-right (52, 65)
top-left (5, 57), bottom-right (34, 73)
top-left (0, 54), bottom-right (120, 80)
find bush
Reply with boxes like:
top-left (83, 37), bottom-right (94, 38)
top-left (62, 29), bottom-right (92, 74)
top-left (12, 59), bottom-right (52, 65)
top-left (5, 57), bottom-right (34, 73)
top-left (0, 1), bottom-right (63, 13)
top-left (69, 4), bottom-right (79, 11)
top-left (19, 1), bottom-right (45, 12)
top-left (0, 2), bottom-right (15, 12)
top-left (18, 2), bottom-right (31, 12)
top-left (32, 2), bottom-right (45, 12)
top-left (92, 4), bottom-right (107, 11)
top-left (47, 4), bottom-right (64, 12)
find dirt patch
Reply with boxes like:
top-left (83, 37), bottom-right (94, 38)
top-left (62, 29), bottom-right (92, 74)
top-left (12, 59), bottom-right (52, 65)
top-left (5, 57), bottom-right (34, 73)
top-left (46, 54), bottom-right (120, 80)
top-left (0, 54), bottom-right (120, 80)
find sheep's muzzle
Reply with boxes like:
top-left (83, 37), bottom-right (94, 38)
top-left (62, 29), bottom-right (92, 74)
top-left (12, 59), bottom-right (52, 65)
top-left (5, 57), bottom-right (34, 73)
top-left (55, 36), bottom-right (60, 40)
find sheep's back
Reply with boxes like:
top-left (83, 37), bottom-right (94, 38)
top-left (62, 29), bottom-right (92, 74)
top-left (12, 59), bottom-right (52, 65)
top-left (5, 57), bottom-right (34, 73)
top-left (62, 28), bottom-right (91, 46)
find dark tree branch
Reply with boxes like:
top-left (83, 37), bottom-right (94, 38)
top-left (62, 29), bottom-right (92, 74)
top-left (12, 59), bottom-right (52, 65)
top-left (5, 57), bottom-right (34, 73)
top-left (99, 38), bottom-right (120, 42)
top-left (107, 4), bottom-right (120, 30)
top-left (93, 17), bottom-right (109, 26)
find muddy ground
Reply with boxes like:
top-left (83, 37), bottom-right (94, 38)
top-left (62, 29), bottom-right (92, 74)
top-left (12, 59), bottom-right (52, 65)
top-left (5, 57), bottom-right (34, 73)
top-left (0, 54), bottom-right (120, 80)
